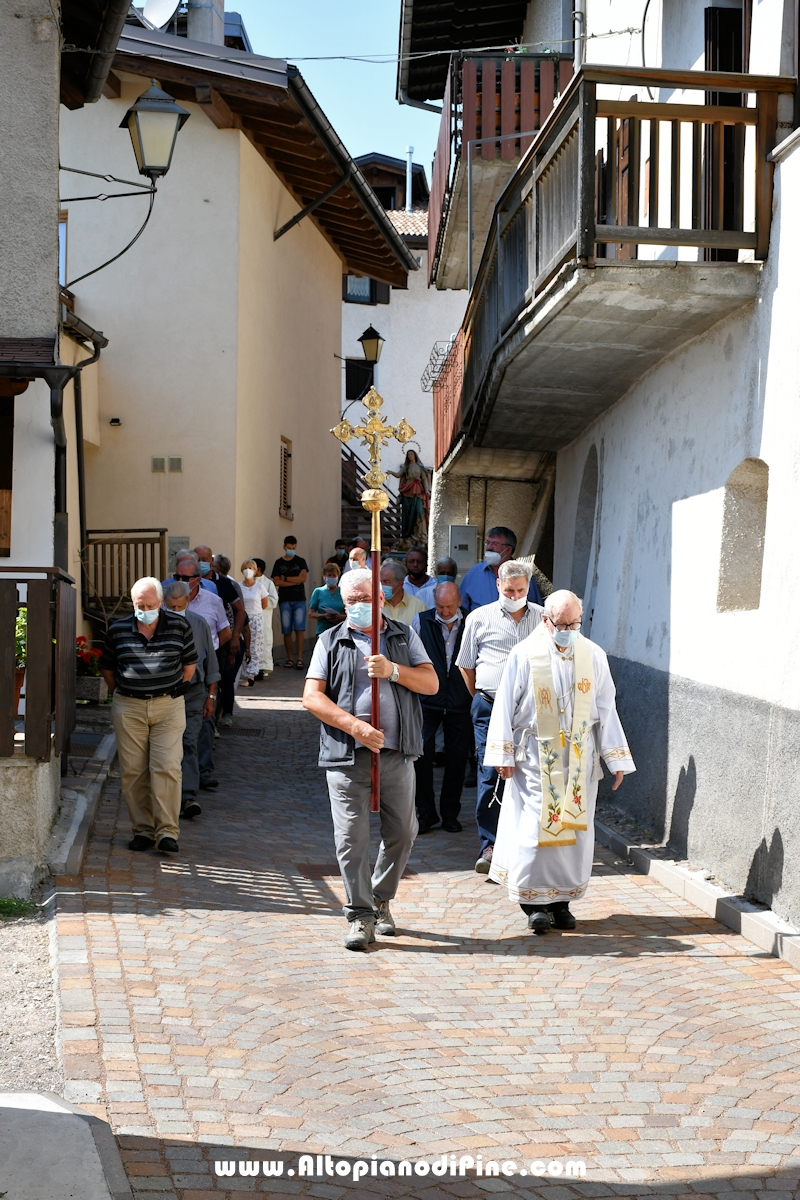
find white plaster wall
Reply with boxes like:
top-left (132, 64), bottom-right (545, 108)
top-left (553, 139), bottom-right (800, 712)
top-left (341, 250), bottom-right (467, 474)
top-left (9, 380), bottom-right (55, 566)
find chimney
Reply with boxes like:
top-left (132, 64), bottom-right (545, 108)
top-left (187, 0), bottom-right (225, 45)
top-left (405, 146), bottom-right (414, 213)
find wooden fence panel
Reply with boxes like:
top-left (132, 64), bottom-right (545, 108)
top-left (25, 579), bottom-right (52, 760)
top-left (54, 580), bottom-right (76, 757)
top-left (0, 579), bottom-right (16, 756)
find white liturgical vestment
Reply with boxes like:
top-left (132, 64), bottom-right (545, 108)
top-left (484, 633), bottom-right (635, 904)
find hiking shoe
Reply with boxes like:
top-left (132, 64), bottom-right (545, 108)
top-left (549, 902), bottom-right (577, 929)
top-left (475, 846), bottom-right (493, 874)
top-left (219, 714), bottom-right (233, 728)
top-left (128, 835), bottom-right (155, 852)
top-left (527, 909), bottom-right (553, 934)
top-left (180, 800), bottom-right (202, 820)
top-left (344, 919), bottom-right (375, 951)
top-left (156, 837), bottom-right (179, 854)
top-left (375, 901), bottom-right (396, 936)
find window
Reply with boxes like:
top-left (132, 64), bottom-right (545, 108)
top-left (372, 185), bottom-right (398, 210)
top-left (279, 437), bottom-right (293, 519)
top-left (345, 359), bottom-right (374, 402)
top-left (342, 276), bottom-right (390, 305)
top-left (168, 456), bottom-right (183, 473)
top-left (151, 456), bottom-right (166, 473)
top-left (717, 457), bottom-right (768, 611)
top-left (58, 212), bottom-right (67, 288)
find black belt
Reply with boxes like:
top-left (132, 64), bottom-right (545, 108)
top-left (477, 689), bottom-right (496, 704)
top-left (115, 687), bottom-right (176, 700)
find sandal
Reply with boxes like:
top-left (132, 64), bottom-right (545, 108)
top-left (282, 659), bottom-right (294, 668)
top-left (295, 660), bottom-right (305, 671)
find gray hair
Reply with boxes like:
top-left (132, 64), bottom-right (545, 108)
top-left (131, 576), bottom-right (163, 603)
top-left (340, 568), bottom-right (372, 601)
top-left (381, 558), bottom-right (405, 585)
top-left (498, 559), bottom-right (532, 584)
top-left (163, 580), bottom-right (190, 602)
top-left (175, 549), bottom-right (198, 564)
top-left (545, 589), bottom-right (583, 616)
top-left (213, 553), bottom-right (231, 575)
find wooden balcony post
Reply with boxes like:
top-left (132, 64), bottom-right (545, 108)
top-left (501, 59), bottom-right (517, 159)
top-left (519, 58), bottom-right (536, 153)
top-left (0, 579), bottom-right (16, 756)
top-left (755, 90), bottom-right (778, 260)
top-left (578, 79), bottom-right (597, 260)
top-left (25, 579), bottom-right (52, 761)
top-left (53, 580), bottom-right (76, 758)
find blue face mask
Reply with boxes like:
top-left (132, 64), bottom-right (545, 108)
top-left (284, 548), bottom-right (296, 558)
top-left (135, 608), bottom-right (159, 626)
top-left (436, 574), bottom-right (454, 583)
top-left (324, 577), bottom-right (338, 590)
top-left (198, 561), bottom-right (211, 576)
top-left (553, 627), bottom-right (579, 649)
top-left (347, 601), bottom-right (373, 629)
top-left (381, 584), bottom-right (394, 600)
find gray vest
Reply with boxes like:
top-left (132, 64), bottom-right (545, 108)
top-left (316, 617), bottom-right (423, 768)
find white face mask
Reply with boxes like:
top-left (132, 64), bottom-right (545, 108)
top-left (484, 551), bottom-right (502, 567)
top-left (243, 568), bottom-right (255, 579)
top-left (134, 607), bottom-right (159, 626)
top-left (552, 626), bottom-right (580, 648)
top-left (500, 594), bottom-right (527, 613)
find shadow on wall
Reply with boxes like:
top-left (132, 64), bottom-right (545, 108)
top-left (667, 754), bottom-right (696, 857)
top-left (745, 827), bottom-right (784, 907)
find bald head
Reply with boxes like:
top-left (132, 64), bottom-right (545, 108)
top-left (434, 581), bottom-right (461, 623)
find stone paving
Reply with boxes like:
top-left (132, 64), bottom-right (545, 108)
top-left (52, 670), bottom-right (800, 1199)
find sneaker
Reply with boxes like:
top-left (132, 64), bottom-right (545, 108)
top-left (180, 800), bottom-right (202, 820)
top-left (344, 919), bottom-right (375, 951)
top-left (527, 908), bottom-right (553, 934)
top-left (549, 901), bottom-right (577, 929)
top-left (219, 714), bottom-right (233, 728)
top-left (475, 846), bottom-right (493, 874)
top-left (375, 901), bottom-right (395, 936)
top-left (128, 835), bottom-right (155, 852)
top-left (156, 837), bottom-right (179, 854)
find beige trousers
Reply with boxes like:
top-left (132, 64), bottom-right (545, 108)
top-left (111, 692), bottom-right (186, 841)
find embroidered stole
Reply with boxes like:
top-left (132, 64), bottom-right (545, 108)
top-left (528, 625), bottom-right (593, 848)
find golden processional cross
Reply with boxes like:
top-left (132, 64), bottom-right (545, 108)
top-left (331, 386), bottom-right (415, 811)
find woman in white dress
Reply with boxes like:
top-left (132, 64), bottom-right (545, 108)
top-left (239, 559), bottom-right (278, 684)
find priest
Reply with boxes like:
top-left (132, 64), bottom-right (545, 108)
top-left (484, 589), bottom-right (635, 933)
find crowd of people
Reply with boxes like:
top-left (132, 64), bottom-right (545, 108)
top-left (98, 524), bottom-right (635, 953)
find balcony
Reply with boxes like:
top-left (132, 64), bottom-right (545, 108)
top-left (429, 53), bottom-right (574, 290)
top-left (433, 65), bottom-right (794, 467)
top-left (82, 528), bottom-right (168, 627)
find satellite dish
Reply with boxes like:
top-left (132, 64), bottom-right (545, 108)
top-left (142, 0), bottom-right (181, 29)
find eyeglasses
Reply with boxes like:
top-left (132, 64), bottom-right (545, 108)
top-left (545, 615), bottom-right (582, 631)
top-left (175, 574), bottom-right (198, 583)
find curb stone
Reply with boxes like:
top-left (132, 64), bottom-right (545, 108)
top-left (595, 818), bottom-right (800, 971)
top-left (48, 732), bottom-right (117, 877)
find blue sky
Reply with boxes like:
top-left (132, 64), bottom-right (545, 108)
top-left (231, 1), bottom-right (441, 183)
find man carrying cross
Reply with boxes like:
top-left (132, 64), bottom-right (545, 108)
top-left (484, 589), bottom-right (635, 933)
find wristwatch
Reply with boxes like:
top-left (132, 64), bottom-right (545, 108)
top-left (389, 662), bottom-right (400, 683)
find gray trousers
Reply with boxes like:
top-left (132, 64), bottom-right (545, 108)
top-left (326, 748), bottom-right (418, 923)
top-left (181, 684), bottom-right (206, 798)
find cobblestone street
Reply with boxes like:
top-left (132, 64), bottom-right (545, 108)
top-left (52, 671), bottom-right (800, 1199)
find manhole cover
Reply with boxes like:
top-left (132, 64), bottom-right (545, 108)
top-left (232, 727), bottom-right (264, 738)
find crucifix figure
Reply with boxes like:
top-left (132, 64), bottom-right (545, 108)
top-left (331, 386), bottom-right (415, 811)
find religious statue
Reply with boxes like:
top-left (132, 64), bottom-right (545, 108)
top-left (387, 449), bottom-right (431, 543)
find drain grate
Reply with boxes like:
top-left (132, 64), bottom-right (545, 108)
top-left (231, 727), bottom-right (264, 738)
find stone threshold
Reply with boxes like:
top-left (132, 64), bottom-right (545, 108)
top-left (595, 817), bottom-right (800, 972)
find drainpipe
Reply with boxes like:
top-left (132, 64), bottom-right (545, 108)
top-left (398, 88), bottom-right (442, 115)
top-left (73, 372), bottom-right (88, 566)
top-left (83, 0), bottom-right (132, 103)
top-left (406, 146), bottom-right (414, 213)
top-left (573, 0), bottom-right (586, 69)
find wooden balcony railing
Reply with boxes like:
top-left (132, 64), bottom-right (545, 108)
top-left (451, 64), bottom-right (794, 452)
top-left (428, 53), bottom-right (574, 284)
top-left (0, 567), bottom-right (76, 761)
top-left (82, 528), bottom-right (168, 627)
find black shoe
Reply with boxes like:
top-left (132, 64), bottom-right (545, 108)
top-left (199, 778), bottom-right (219, 790)
top-left (417, 816), bottom-right (440, 835)
top-left (180, 800), bottom-right (202, 820)
top-left (156, 837), bottom-right (179, 854)
top-left (527, 909), bottom-right (553, 934)
top-left (549, 902), bottom-right (577, 929)
top-left (128, 835), bottom-right (155, 852)
top-left (441, 820), bottom-right (462, 832)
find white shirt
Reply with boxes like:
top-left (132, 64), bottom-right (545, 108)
top-left (240, 576), bottom-right (277, 622)
top-left (188, 588), bottom-right (229, 650)
top-left (456, 600), bottom-right (544, 696)
top-left (403, 576), bottom-right (432, 598)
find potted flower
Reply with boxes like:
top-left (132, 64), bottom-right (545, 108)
top-left (75, 636), bottom-right (107, 702)
top-left (14, 607), bottom-right (26, 715)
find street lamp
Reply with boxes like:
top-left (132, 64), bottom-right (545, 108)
top-left (358, 324), bottom-right (385, 365)
top-left (120, 79), bottom-right (190, 181)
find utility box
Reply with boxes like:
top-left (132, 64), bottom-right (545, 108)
top-left (449, 525), bottom-right (478, 580)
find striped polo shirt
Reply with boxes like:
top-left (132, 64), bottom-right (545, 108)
top-left (100, 611), bottom-right (197, 697)
top-left (456, 600), bottom-right (544, 697)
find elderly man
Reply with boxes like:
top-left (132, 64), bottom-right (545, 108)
top-left (195, 544), bottom-right (246, 725)
top-left (457, 560), bottom-right (544, 874)
top-left (485, 590), bottom-right (635, 932)
top-left (412, 582), bottom-right (472, 834)
top-left (303, 568), bottom-right (438, 951)
top-left (99, 577), bottom-right (197, 854)
top-left (164, 549), bottom-right (217, 595)
top-left (417, 557), bottom-right (458, 609)
top-left (163, 581), bottom-right (221, 819)
top-left (177, 560), bottom-right (229, 777)
top-left (379, 558), bottom-right (426, 627)
top-left (460, 526), bottom-right (542, 614)
top-left (342, 538), bottom-right (368, 574)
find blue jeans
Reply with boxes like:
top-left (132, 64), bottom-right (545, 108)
top-left (279, 600), bottom-right (307, 634)
top-left (471, 692), bottom-right (504, 854)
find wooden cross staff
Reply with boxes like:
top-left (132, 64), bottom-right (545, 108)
top-left (331, 387), bottom-right (415, 812)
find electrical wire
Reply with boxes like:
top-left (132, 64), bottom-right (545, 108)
top-left (641, 0), bottom-right (655, 99)
top-left (65, 187), bottom-right (156, 289)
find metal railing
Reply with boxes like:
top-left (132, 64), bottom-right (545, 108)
top-left (448, 64), bottom-right (794, 457)
top-left (0, 567), bottom-right (76, 761)
top-left (82, 528), bottom-right (168, 627)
